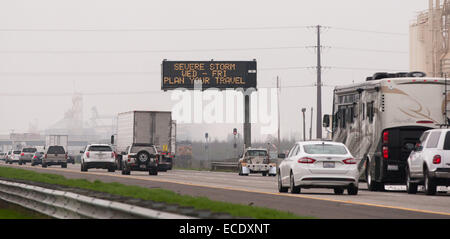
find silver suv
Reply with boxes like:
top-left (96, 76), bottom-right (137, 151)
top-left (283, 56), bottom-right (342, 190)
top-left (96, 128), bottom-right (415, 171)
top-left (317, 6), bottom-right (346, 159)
top-left (43, 146), bottom-right (68, 168)
top-left (406, 129), bottom-right (450, 195)
top-left (120, 144), bottom-right (159, 176)
top-left (19, 147), bottom-right (37, 165)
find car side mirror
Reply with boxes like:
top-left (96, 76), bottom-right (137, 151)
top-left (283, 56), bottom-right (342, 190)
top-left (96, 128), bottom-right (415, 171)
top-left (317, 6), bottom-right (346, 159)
top-left (323, 114), bottom-right (330, 128)
top-left (278, 153), bottom-right (286, 159)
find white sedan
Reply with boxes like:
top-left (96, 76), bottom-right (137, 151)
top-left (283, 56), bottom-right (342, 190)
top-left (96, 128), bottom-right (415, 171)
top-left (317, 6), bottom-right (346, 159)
top-left (277, 141), bottom-right (359, 195)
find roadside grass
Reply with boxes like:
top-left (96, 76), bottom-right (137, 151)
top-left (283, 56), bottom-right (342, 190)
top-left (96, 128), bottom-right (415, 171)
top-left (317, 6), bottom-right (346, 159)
top-left (0, 199), bottom-right (50, 219)
top-left (0, 167), bottom-right (311, 219)
top-left (0, 208), bottom-right (42, 219)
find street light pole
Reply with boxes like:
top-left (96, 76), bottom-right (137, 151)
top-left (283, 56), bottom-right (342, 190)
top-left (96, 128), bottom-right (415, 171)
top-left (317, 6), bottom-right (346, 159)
top-left (302, 108), bottom-right (306, 141)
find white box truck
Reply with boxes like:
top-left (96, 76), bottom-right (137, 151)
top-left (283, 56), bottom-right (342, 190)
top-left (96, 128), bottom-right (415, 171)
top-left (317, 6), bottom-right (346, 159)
top-left (112, 111), bottom-right (173, 175)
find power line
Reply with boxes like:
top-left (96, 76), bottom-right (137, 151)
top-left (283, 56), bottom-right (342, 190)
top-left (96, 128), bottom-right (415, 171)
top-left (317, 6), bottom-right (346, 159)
top-left (0, 25), bottom-right (408, 36)
top-left (332, 46), bottom-right (408, 54)
top-left (0, 46), bottom-right (408, 55)
top-left (329, 26), bottom-right (408, 36)
top-left (330, 66), bottom-right (408, 72)
top-left (0, 65), bottom-right (407, 76)
top-left (0, 46), bottom-right (310, 54)
top-left (0, 25), bottom-right (309, 32)
top-left (0, 84), bottom-right (334, 97)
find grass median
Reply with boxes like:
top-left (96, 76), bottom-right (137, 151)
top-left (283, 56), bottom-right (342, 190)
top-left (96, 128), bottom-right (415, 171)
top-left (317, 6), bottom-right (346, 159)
top-left (0, 166), bottom-right (311, 219)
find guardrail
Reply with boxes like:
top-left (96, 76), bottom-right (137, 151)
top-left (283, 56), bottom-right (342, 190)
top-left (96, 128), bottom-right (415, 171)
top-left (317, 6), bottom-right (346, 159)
top-left (0, 179), bottom-right (193, 219)
top-left (210, 161), bottom-right (238, 171)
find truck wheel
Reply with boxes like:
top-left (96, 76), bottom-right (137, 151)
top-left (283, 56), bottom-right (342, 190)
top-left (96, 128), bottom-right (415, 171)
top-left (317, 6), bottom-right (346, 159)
top-left (42, 162), bottom-right (47, 168)
top-left (149, 167), bottom-right (158, 176)
top-left (424, 167), bottom-right (437, 195)
top-left (121, 163), bottom-right (130, 175)
top-left (366, 161), bottom-right (384, 191)
top-left (18, 161), bottom-right (22, 165)
top-left (81, 163), bottom-right (88, 172)
top-left (61, 164), bottom-right (67, 168)
top-left (348, 185), bottom-right (359, 195)
top-left (108, 167), bottom-right (115, 172)
top-left (406, 167), bottom-right (418, 194)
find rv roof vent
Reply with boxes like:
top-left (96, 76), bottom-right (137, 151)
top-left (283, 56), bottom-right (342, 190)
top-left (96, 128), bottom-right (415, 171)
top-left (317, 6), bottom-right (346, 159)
top-left (366, 71), bottom-right (426, 81)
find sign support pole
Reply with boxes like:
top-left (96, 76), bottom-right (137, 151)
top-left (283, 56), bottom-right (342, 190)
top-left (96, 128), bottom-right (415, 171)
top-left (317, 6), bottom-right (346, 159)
top-left (244, 94), bottom-right (251, 149)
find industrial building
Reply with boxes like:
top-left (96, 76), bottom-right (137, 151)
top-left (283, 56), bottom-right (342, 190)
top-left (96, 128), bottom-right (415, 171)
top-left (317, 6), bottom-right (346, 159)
top-left (410, 0), bottom-right (450, 77)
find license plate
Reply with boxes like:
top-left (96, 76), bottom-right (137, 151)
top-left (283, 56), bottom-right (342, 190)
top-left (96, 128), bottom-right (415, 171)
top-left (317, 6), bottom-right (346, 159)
top-left (140, 165), bottom-right (146, 169)
top-left (323, 162), bottom-right (335, 168)
top-left (387, 165), bottom-right (399, 171)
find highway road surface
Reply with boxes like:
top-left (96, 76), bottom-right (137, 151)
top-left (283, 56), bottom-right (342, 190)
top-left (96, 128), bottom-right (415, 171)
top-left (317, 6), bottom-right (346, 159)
top-left (1, 162), bottom-right (449, 219)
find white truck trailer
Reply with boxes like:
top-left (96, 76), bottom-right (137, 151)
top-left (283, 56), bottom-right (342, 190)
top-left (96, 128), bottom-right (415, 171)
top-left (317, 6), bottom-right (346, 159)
top-left (112, 111), bottom-right (174, 175)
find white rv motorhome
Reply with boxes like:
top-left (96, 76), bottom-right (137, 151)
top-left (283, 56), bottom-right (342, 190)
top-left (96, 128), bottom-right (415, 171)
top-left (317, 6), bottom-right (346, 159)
top-left (323, 72), bottom-right (450, 191)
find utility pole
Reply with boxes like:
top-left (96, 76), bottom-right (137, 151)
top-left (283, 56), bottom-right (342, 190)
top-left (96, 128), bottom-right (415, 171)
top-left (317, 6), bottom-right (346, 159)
top-left (316, 25), bottom-right (323, 139)
top-left (302, 108), bottom-right (306, 141)
top-left (277, 76), bottom-right (281, 151)
top-left (310, 107), bottom-right (313, 140)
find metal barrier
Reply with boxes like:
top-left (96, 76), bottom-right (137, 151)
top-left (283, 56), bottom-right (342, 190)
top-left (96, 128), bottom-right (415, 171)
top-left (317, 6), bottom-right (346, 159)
top-left (0, 180), bottom-right (193, 219)
top-left (210, 161), bottom-right (238, 171)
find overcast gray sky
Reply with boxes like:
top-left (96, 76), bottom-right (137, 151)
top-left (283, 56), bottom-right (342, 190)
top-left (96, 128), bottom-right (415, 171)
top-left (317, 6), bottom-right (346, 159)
top-left (0, 0), bottom-right (427, 141)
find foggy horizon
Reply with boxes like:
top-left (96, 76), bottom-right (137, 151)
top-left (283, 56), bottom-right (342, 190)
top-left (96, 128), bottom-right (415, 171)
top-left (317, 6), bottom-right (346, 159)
top-left (0, 0), bottom-right (427, 141)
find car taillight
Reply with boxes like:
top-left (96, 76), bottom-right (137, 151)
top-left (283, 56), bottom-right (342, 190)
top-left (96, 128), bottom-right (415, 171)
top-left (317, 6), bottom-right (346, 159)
top-left (65, 154), bottom-right (68, 159)
top-left (433, 155), bottom-right (441, 164)
top-left (111, 152), bottom-right (115, 158)
top-left (383, 131), bottom-right (389, 144)
top-left (343, 158), bottom-right (357, 164)
top-left (416, 120), bottom-right (434, 124)
top-left (86, 152), bottom-right (90, 158)
top-left (383, 146), bottom-right (389, 159)
top-left (298, 157), bottom-right (316, 164)
top-left (21, 153), bottom-right (24, 156)
top-left (44, 154), bottom-right (47, 159)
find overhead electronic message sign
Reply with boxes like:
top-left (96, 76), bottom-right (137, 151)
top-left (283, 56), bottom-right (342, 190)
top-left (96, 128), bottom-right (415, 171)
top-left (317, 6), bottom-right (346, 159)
top-left (161, 61), bottom-right (257, 90)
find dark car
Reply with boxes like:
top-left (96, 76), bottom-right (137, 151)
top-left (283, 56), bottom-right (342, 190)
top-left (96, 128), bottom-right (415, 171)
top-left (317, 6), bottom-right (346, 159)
top-left (67, 155), bottom-right (75, 164)
top-left (31, 152), bottom-right (45, 166)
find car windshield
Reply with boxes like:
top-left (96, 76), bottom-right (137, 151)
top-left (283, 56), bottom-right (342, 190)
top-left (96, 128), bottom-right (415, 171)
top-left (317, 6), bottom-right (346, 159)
top-left (303, 144), bottom-right (348, 155)
top-left (88, 146), bottom-right (112, 152)
top-left (131, 146), bottom-right (155, 154)
top-left (22, 148), bottom-right (37, 153)
top-left (47, 146), bottom-right (65, 154)
top-left (247, 150), bottom-right (268, 156)
top-left (13, 151), bottom-right (21, 154)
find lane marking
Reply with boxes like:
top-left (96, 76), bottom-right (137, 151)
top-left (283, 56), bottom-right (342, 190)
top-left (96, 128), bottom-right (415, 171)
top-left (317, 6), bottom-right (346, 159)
top-left (4, 164), bottom-right (450, 217)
